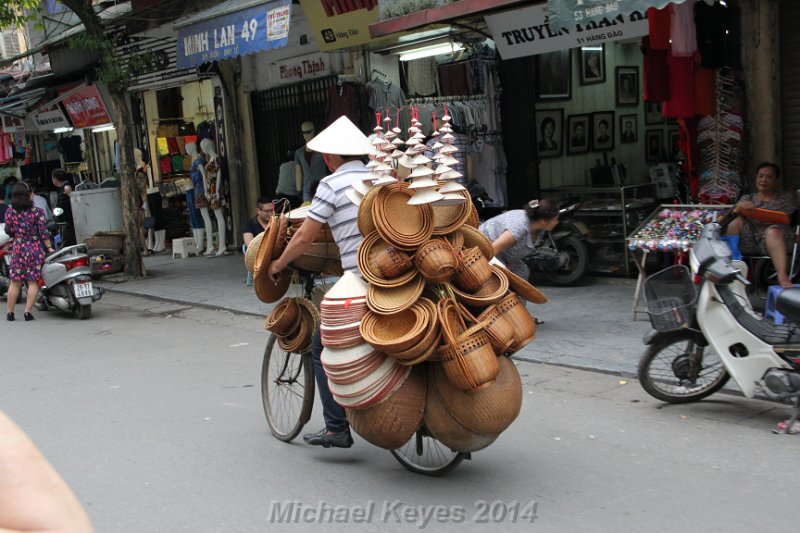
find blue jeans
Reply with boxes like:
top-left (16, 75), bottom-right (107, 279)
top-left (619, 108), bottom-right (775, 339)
top-left (185, 189), bottom-right (203, 229)
top-left (310, 328), bottom-right (349, 432)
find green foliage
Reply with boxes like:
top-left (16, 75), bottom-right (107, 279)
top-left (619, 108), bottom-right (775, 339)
top-left (68, 32), bottom-right (129, 92)
top-left (0, 0), bottom-right (41, 30)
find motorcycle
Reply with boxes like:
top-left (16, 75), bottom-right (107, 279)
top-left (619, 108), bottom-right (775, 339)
top-left (638, 222), bottom-right (800, 434)
top-left (0, 223), bottom-right (11, 299)
top-left (36, 243), bottom-right (104, 319)
top-left (523, 200), bottom-right (590, 286)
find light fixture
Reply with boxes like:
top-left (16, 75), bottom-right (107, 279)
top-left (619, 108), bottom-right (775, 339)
top-left (91, 124), bottom-right (115, 133)
top-left (53, 127), bottom-right (73, 134)
top-left (581, 46), bottom-right (603, 51)
top-left (398, 42), bottom-right (463, 62)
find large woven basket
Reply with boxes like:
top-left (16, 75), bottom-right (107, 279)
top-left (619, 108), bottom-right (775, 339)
top-left (494, 293), bottom-right (537, 353)
top-left (360, 301), bottom-right (429, 355)
top-left (455, 225), bottom-right (494, 261)
top-left (358, 231), bottom-right (418, 288)
top-left (454, 247), bottom-right (493, 293)
top-left (346, 366), bottom-right (426, 450)
top-left (414, 238), bottom-right (459, 283)
top-left (436, 299), bottom-right (499, 392)
top-left (265, 297), bottom-right (300, 336)
top-left (450, 265), bottom-right (509, 307)
top-left (372, 182), bottom-right (434, 251)
top-left (461, 302), bottom-right (514, 355)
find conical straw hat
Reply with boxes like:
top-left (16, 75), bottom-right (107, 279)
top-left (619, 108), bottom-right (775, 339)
top-left (325, 271), bottom-right (369, 300)
top-left (307, 116), bottom-right (371, 155)
top-left (407, 187), bottom-right (444, 205)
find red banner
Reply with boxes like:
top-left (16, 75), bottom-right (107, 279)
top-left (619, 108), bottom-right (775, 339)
top-left (58, 84), bottom-right (112, 129)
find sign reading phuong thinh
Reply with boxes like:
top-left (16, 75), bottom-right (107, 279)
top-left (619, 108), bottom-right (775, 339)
top-left (177, 0), bottom-right (292, 69)
top-left (547, 0), bottom-right (679, 30)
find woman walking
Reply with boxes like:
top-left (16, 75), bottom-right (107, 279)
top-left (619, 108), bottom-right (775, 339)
top-left (3, 182), bottom-right (54, 321)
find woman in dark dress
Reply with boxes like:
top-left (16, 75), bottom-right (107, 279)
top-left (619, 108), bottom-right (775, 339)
top-left (3, 182), bottom-right (54, 321)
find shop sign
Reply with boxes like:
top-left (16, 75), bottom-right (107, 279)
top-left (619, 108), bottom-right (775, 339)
top-left (1, 114), bottom-right (35, 134)
top-left (377, 0), bottom-right (457, 20)
top-left (32, 105), bottom-right (71, 132)
top-left (298, 0), bottom-right (378, 51)
top-left (548, 0), bottom-right (679, 30)
top-left (111, 26), bottom-right (199, 92)
top-left (176, 0), bottom-right (292, 69)
top-left (272, 53), bottom-right (333, 84)
top-left (58, 84), bottom-right (113, 129)
top-left (485, 2), bottom-right (648, 59)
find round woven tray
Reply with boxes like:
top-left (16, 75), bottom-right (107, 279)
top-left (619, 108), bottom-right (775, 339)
top-left (357, 186), bottom-right (381, 236)
top-left (496, 264), bottom-right (548, 304)
top-left (367, 274), bottom-right (424, 315)
top-left (278, 297), bottom-right (318, 353)
top-left (449, 265), bottom-right (509, 307)
top-left (455, 225), bottom-right (494, 261)
top-left (373, 183), bottom-right (434, 251)
top-left (432, 190), bottom-right (471, 235)
top-left (265, 297), bottom-right (300, 336)
top-left (360, 302), bottom-right (428, 355)
top-left (271, 214), bottom-right (289, 260)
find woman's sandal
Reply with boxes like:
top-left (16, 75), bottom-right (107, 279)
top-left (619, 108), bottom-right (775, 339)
top-left (774, 419), bottom-right (800, 434)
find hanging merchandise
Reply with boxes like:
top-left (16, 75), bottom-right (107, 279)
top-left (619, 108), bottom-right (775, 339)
top-left (366, 76), bottom-right (406, 116)
top-left (404, 57), bottom-right (438, 97)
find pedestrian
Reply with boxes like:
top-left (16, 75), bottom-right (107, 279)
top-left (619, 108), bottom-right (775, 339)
top-left (23, 180), bottom-right (53, 222)
top-left (4, 182), bottom-right (54, 321)
top-left (268, 115), bottom-right (370, 449)
top-left (479, 198), bottom-right (559, 281)
top-left (242, 196), bottom-right (274, 251)
top-left (51, 169), bottom-right (76, 247)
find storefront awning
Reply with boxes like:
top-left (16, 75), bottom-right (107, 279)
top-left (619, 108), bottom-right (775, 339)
top-left (174, 0), bottom-right (292, 69)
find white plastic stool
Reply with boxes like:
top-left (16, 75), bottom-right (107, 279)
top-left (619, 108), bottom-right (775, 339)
top-left (172, 237), bottom-right (198, 259)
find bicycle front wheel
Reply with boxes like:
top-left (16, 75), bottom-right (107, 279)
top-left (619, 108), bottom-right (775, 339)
top-left (391, 428), bottom-right (467, 476)
top-left (261, 334), bottom-right (315, 442)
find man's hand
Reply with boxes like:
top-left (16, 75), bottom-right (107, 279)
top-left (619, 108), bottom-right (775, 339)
top-left (63, 185), bottom-right (72, 196)
top-left (267, 259), bottom-right (285, 283)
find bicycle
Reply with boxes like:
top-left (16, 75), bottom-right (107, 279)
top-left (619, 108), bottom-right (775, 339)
top-left (260, 270), bottom-right (468, 476)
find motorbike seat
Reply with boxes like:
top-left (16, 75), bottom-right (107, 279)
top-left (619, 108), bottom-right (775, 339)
top-left (777, 288), bottom-right (800, 325)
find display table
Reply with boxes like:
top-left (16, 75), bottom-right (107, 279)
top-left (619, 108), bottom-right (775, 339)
top-left (627, 204), bottom-right (733, 320)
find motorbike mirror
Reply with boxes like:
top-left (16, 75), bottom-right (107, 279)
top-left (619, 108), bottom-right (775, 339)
top-left (53, 207), bottom-right (64, 217)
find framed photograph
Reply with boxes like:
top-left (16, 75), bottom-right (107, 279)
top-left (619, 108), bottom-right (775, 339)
top-left (645, 102), bottom-right (664, 125)
top-left (535, 108), bottom-right (564, 158)
top-left (645, 129), bottom-right (664, 162)
top-left (536, 49), bottom-right (571, 100)
top-left (591, 111), bottom-right (614, 152)
top-left (566, 114), bottom-right (591, 155)
top-left (615, 66), bottom-right (639, 106)
top-left (619, 114), bottom-right (637, 144)
top-left (669, 130), bottom-right (680, 160)
top-left (579, 45), bottom-right (605, 85)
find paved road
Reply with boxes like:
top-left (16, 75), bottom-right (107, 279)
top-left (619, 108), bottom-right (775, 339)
top-left (1, 293), bottom-right (795, 532)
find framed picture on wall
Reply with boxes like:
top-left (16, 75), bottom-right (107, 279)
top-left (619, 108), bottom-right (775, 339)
top-left (619, 114), bottom-right (637, 144)
top-left (615, 66), bottom-right (639, 106)
top-left (535, 108), bottom-right (564, 158)
top-left (536, 49), bottom-right (571, 100)
top-left (579, 45), bottom-right (605, 85)
top-left (591, 111), bottom-right (615, 151)
top-left (645, 129), bottom-right (664, 161)
top-left (567, 114), bottom-right (591, 154)
top-left (645, 102), bottom-right (664, 125)
top-left (669, 130), bottom-right (680, 160)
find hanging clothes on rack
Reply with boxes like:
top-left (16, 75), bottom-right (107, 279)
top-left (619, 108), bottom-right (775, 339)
top-left (325, 79), bottom-right (362, 128)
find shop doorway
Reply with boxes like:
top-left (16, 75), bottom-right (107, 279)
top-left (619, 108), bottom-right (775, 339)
top-left (250, 77), bottom-right (333, 197)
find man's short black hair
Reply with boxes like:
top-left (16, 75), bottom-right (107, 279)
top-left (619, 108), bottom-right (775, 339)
top-left (52, 169), bottom-right (66, 183)
top-left (257, 195), bottom-right (272, 205)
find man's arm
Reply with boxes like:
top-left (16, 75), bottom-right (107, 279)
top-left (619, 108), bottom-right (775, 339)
top-left (267, 217), bottom-right (323, 282)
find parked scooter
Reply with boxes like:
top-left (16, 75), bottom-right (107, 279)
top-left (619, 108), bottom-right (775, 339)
top-left (0, 222), bottom-right (11, 298)
top-left (523, 200), bottom-right (590, 285)
top-left (37, 243), bottom-right (104, 319)
top-left (638, 222), bottom-right (800, 433)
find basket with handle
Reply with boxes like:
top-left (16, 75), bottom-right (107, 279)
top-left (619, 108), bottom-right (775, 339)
top-left (494, 293), bottom-right (537, 353)
top-left (644, 265), bottom-right (697, 332)
top-left (414, 238), bottom-right (459, 283)
top-left (436, 298), bottom-right (499, 392)
top-left (454, 246), bottom-right (493, 293)
top-left (456, 301), bottom-right (515, 355)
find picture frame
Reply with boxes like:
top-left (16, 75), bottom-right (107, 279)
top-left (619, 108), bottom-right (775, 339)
top-left (645, 102), bottom-right (664, 125)
top-left (591, 111), bottom-right (614, 152)
top-left (669, 130), bottom-right (680, 160)
top-left (615, 66), bottom-right (639, 106)
top-left (645, 129), bottom-right (664, 162)
top-left (619, 114), bottom-right (637, 144)
top-left (579, 45), bottom-right (605, 85)
top-left (535, 108), bottom-right (564, 158)
top-left (566, 113), bottom-right (591, 155)
top-left (536, 49), bottom-right (572, 100)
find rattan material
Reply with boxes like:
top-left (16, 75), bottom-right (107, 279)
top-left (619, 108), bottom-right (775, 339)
top-left (496, 264), bottom-right (548, 304)
top-left (456, 225), bottom-right (494, 261)
top-left (494, 293), bottom-right (537, 353)
top-left (385, 298), bottom-right (439, 362)
top-left (454, 247), bottom-right (493, 293)
top-left (367, 274), bottom-right (424, 315)
top-left (436, 299), bottom-right (499, 392)
top-left (465, 202), bottom-right (480, 228)
top-left (464, 303), bottom-right (515, 355)
top-left (357, 186), bottom-right (381, 236)
top-left (375, 246), bottom-right (413, 279)
top-left (254, 215), bottom-right (293, 304)
top-left (360, 302), bottom-right (428, 354)
top-left (272, 214), bottom-right (289, 260)
top-left (290, 242), bottom-right (343, 275)
top-left (359, 232), bottom-right (418, 288)
top-left (450, 265), bottom-right (509, 307)
top-left (244, 230), bottom-right (265, 274)
top-left (414, 238), bottom-right (458, 283)
top-left (253, 214), bottom-right (278, 275)
top-left (278, 297), bottom-right (317, 353)
top-left (265, 297), bottom-right (300, 336)
top-left (373, 183), bottom-right (434, 251)
top-left (346, 366), bottom-right (426, 450)
top-left (432, 190), bottom-right (471, 235)
top-left (396, 330), bottom-right (442, 366)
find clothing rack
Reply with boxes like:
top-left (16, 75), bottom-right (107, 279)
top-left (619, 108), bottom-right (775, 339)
top-left (407, 95), bottom-right (487, 104)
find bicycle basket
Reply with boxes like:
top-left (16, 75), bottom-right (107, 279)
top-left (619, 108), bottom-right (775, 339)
top-left (644, 265), bottom-right (698, 332)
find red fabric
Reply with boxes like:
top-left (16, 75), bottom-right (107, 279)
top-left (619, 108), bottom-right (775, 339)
top-left (641, 37), bottom-right (671, 102)
top-left (663, 56), bottom-right (694, 118)
top-left (166, 137), bottom-right (179, 155)
top-left (693, 64), bottom-right (716, 117)
top-left (647, 6), bottom-right (671, 50)
top-left (159, 155), bottom-right (172, 175)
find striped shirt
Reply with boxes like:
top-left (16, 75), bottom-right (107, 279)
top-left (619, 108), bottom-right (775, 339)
top-left (307, 160), bottom-right (369, 273)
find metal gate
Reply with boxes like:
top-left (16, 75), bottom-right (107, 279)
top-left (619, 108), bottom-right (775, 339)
top-left (251, 77), bottom-right (333, 197)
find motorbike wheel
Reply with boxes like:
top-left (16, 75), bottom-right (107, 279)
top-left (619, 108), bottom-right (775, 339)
top-left (638, 331), bottom-right (729, 403)
top-left (73, 304), bottom-right (91, 320)
top-left (543, 235), bottom-right (589, 286)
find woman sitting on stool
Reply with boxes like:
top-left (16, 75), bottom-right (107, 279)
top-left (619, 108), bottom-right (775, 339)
top-left (725, 162), bottom-right (799, 288)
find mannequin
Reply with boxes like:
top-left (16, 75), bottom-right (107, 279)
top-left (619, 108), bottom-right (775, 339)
top-left (294, 121), bottom-right (327, 202)
top-left (134, 148), bottom-right (164, 253)
top-left (186, 142), bottom-right (215, 255)
top-left (199, 138), bottom-right (228, 256)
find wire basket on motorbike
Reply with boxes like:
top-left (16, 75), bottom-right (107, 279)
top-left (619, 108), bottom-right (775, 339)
top-left (644, 264), bottom-right (698, 332)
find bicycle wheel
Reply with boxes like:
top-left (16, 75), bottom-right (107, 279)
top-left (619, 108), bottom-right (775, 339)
top-left (390, 427), bottom-right (467, 476)
top-left (261, 334), bottom-right (315, 442)
top-left (638, 330), bottom-right (729, 403)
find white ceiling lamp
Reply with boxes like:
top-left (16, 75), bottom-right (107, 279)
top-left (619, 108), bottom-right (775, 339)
top-left (398, 42), bottom-right (464, 62)
top-left (53, 127), bottom-right (73, 134)
top-left (91, 123), bottom-right (115, 133)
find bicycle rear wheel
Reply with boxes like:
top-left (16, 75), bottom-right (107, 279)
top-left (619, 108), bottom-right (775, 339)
top-left (390, 427), bottom-right (467, 476)
top-left (261, 334), bottom-right (315, 442)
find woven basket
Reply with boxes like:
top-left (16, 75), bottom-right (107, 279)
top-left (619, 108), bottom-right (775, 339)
top-left (346, 366), bottom-right (426, 450)
top-left (375, 246), bottom-right (413, 279)
top-left (278, 297), bottom-right (318, 353)
top-left (290, 242), bottom-right (343, 275)
top-left (357, 186), bottom-right (381, 236)
top-left (265, 297), bottom-right (300, 336)
top-left (494, 293), bottom-right (537, 353)
top-left (367, 274), bottom-right (424, 315)
top-left (432, 191), bottom-right (471, 235)
top-left (272, 214), bottom-right (289, 260)
top-left (244, 231), bottom-right (265, 274)
top-left (414, 238), bottom-right (459, 283)
top-left (456, 226), bottom-right (494, 261)
top-left (359, 232), bottom-right (418, 288)
top-left (424, 364), bottom-right (499, 453)
top-left (454, 247), bottom-right (493, 293)
top-left (465, 202), bottom-right (480, 228)
top-left (360, 303), bottom-right (428, 354)
top-left (460, 302), bottom-right (514, 355)
top-left (450, 265), bottom-right (509, 307)
top-left (386, 298), bottom-right (440, 362)
top-left (436, 299), bottom-right (499, 392)
top-left (373, 182), bottom-right (434, 251)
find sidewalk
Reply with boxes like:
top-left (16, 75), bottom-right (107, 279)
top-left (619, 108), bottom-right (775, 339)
top-left (98, 250), bottom-right (654, 376)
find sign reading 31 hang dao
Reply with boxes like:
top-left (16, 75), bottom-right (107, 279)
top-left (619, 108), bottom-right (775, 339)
top-left (485, 2), bottom-right (648, 59)
top-left (548, 0), bottom-right (675, 30)
top-left (299, 0), bottom-right (378, 51)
